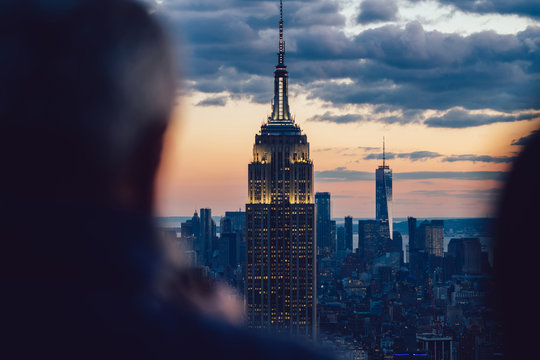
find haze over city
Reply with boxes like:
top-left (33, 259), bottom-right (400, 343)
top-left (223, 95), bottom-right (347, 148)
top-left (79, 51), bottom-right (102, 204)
top-left (151, 0), bottom-right (540, 218)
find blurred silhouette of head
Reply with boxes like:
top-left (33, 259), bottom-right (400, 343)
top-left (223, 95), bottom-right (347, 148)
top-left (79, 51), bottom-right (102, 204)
top-left (0, 0), bottom-right (176, 214)
top-left (496, 128), bottom-right (540, 358)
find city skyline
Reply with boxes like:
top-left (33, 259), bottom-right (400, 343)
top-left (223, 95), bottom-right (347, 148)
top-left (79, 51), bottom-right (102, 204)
top-left (151, 0), bottom-right (540, 218)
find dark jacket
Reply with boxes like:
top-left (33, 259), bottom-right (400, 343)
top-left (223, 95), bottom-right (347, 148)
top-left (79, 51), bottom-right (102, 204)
top-left (1, 203), bottom-right (334, 359)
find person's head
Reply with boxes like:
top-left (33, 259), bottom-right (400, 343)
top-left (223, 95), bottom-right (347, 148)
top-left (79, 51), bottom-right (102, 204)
top-left (495, 128), bottom-right (540, 358)
top-left (0, 0), bottom-right (176, 214)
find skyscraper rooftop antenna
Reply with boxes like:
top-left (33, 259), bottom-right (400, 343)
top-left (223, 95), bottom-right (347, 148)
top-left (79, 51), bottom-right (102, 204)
top-left (383, 136), bottom-right (386, 168)
top-left (278, 0), bottom-right (285, 65)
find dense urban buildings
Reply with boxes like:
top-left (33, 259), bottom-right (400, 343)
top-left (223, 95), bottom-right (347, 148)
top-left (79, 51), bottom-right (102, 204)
top-left (245, 1), bottom-right (316, 338)
top-left (375, 139), bottom-right (393, 240)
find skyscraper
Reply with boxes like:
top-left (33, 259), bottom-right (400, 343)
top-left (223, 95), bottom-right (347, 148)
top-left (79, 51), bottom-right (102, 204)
top-left (418, 220), bottom-right (444, 257)
top-left (246, 1), bottom-right (316, 338)
top-left (344, 216), bottom-right (353, 251)
top-left (200, 208), bottom-right (216, 266)
top-left (316, 192), bottom-right (332, 252)
top-left (376, 138), bottom-right (393, 240)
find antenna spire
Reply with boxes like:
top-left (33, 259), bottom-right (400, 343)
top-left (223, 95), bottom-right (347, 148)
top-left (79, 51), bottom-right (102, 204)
top-left (383, 136), bottom-right (386, 167)
top-left (278, 0), bottom-right (285, 65)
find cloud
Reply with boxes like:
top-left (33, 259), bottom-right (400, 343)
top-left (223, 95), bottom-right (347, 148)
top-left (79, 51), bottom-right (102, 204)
top-left (511, 129), bottom-right (540, 146)
top-left (315, 167), bottom-right (508, 182)
top-left (151, 1), bottom-right (539, 124)
top-left (395, 171), bottom-right (507, 181)
top-left (442, 154), bottom-right (515, 163)
top-left (364, 151), bottom-right (442, 161)
top-left (315, 167), bottom-right (373, 182)
top-left (429, 0), bottom-right (540, 19)
top-left (424, 109), bottom-right (540, 128)
top-left (307, 112), bottom-right (366, 123)
top-left (409, 188), bottom-right (501, 199)
top-left (358, 146), bottom-right (380, 151)
top-left (196, 95), bottom-right (228, 106)
top-left (332, 195), bottom-right (356, 199)
top-left (361, 149), bottom-right (515, 163)
top-left (357, 0), bottom-right (399, 24)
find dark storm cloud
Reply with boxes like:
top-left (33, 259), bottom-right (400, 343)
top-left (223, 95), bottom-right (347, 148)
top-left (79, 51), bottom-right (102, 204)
top-left (511, 129), bottom-right (540, 146)
top-left (442, 154), bottom-right (515, 163)
top-left (300, 24), bottom-right (540, 113)
top-left (357, 0), bottom-right (398, 24)
top-left (150, 0), bottom-right (540, 124)
top-left (427, 0), bottom-right (540, 19)
top-left (315, 167), bottom-right (507, 182)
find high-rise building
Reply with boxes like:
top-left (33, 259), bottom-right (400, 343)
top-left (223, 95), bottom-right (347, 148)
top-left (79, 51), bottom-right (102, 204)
top-left (344, 216), bottom-right (353, 251)
top-left (376, 138), bottom-right (393, 240)
top-left (418, 220), bottom-right (444, 257)
top-left (246, 1), bottom-right (315, 338)
top-left (448, 238), bottom-right (482, 275)
top-left (358, 219), bottom-right (386, 260)
top-left (336, 225), bottom-right (345, 252)
top-left (315, 192), bottom-right (332, 252)
top-left (200, 208), bottom-right (216, 265)
top-left (393, 231), bottom-right (404, 265)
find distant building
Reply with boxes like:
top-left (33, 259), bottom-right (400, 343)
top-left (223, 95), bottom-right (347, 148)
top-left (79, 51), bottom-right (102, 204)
top-left (345, 216), bottom-right (353, 251)
top-left (393, 231), bottom-right (404, 265)
top-left (199, 208), bottom-right (216, 265)
top-left (448, 238), bottom-right (482, 275)
top-left (316, 192), bottom-right (332, 252)
top-left (418, 220), bottom-right (444, 257)
top-left (330, 219), bottom-right (337, 253)
top-left (376, 138), bottom-right (393, 240)
top-left (223, 211), bottom-right (246, 234)
top-left (416, 333), bottom-right (454, 360)
top-left (218, 232), bottom-right (240, 269)
top-left (358, 219), bottom-right (388, 260)
top-left (336, 225), bottom-right (346, 252)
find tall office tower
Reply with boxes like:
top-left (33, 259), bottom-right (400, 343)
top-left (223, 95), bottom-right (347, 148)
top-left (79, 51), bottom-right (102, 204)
top-left (358, 220), bottom-right (386, 260)
top-left (330, 220), bottom-right (337, 252)
top-left (315, 192), bottom-right (332, 252)
top-left (224, 211), bottom-right (246, 234)
top-left (246, 1), bottom-right (316, 339)
top-left (376, 138), bottom-right (393, 240)
top-left (336, 226), bottom-right (346, 252)
top-left (200, 208), bottom-right (215, 265)
top-left (344, 216), bottom-right (353, 251)
top-left (418, 220), bottom-right (444, 257)
top-left (448, 238), bottom-right (482, 275)
top-left (393, 231), bottom-right (404, 265)
top-left (407, 217), bottom-right (417, 252)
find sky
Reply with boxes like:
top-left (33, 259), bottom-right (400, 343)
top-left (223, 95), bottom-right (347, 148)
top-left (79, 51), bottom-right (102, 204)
top-left (150, 0), bottom-right (540, 218)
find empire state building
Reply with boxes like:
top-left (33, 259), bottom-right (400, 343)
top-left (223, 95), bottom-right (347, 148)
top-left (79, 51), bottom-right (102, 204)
top-left (246, 0), bottom-right (316, 339)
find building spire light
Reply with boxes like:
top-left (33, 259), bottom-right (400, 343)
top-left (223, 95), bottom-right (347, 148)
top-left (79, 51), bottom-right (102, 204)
top-left (278, 0), bottom-right (285, 65)
top-left (383, 136), bottom-right (386, 168)
top-left (269, 0), bottom-right (292, 123)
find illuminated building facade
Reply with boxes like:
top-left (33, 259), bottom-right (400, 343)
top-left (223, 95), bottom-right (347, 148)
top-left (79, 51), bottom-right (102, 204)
top-left (376, 138), bottom-right (393, 240)
top-left (246, 0), bottom-right (316, 338)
